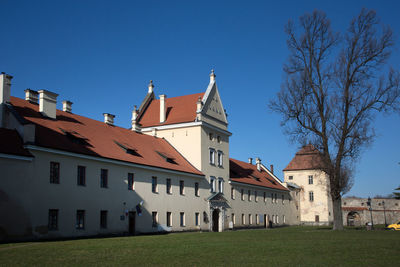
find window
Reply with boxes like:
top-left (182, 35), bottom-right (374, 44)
top-left (276, 215), bottom-right (279, 224)
top-left (152, 176), bottom-right (158, 193)
top-left (48, 209), bottom-right (58, 230)
top-left (241, 189), bottom-right (244, 200)
top-left (315, 215), bottom-right (319, 222)
top-left (242, 214), bottom-right (245, 225)
top-left (166, 212), bottom-right (172, 227)
top-left (209, 133), bottom-right (213, 141)
top-left (217, 136), bottom-right (221, 143)
top-left (76, 210), bottom-right (85, 229)
top-left (209, 149), bottom-right (215, 165)
top-left (100, 169), bottom-right (108, 188)
top-left (217, 151), bottom-right (223, 167)
top-left (275, 193), bottom-right (278, 203)
top-left (256, 214), bottom-right (259, 225)
top-left (195, 212), bottom-right (200, 226)
top-left (128, 173), bottom-right (134, 190)
top-left (152, 212), bottom-right (158, 227)
top-left (282, 195), bottom-right (284, 204)
top-left (100, 210), bottom-right (107, 229)
top-left (218, 178), bottom-right (223, 193)
top-left (248, 190), bottom-right (251, 201)
top-left (195, 182), bottom-right (199, 197)
top-left (308, 175), bottom-right (313, 185)
top-left (309, 191), bottom-right (314, 202)
top-left (179, 180), bottom-right (184, 195)
top-left (271, 193), bottom-right (274, 203)
top-left (288, 175), bottom-right (293, 180)
top-left (166, 178), bottom-right (172, 194)
top-left (283, 215), bottom-right (286, 224)
top-left (77, 166), bottom-right (86, 186)
top-left (255, 191), bottom-right (258, 202)
top-left (180, 212), bottom-right (185, 226)
top-left (210, 177), bottom-right (216, 192)
top-left (231, 213), bottom-right (235, 225)
top-left (263, 192), bottom-right (266, 202)
top-left (50, 162), bottom-right (60, 184)
top-left (231, 187), bottom-right (235, 200)
top-left (249, 214), bottom-right (252, 225)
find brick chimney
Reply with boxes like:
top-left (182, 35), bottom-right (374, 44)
top-left (270, 164), bottom-right (274, 174)
top-left (38, 90), bottom-right (58, 119)
top-left (62, 100), bottom-right (73, 113)
top-left (103, 113), bottom-right (115, 125)
top-left (159, 94), bottom-right (166, 123)
top-left (24, 89), bottom-right (39, 103)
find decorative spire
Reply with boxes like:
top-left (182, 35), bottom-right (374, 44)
top-left (210, 69), bottom-right (216, 82)
top-left (148, 80), bottom-right (154, 93)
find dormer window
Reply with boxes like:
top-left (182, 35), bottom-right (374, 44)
top-left (114, 140), bottom-right (140, 156)
top-left (156, 151), bottom-right (176, 164)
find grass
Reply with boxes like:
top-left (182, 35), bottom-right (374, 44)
top-left (0, 226), bottom-right (399, 266)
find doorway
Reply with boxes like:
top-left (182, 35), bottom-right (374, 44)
top-left (212, 209), bottom-right (220, 232)
top-left (129, 211), bottom-right (136, 235)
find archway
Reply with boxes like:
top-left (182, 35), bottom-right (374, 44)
top-left (347, 211), bottom-right (361, 226)
top-left (212, 209), bottom-right (220, 232)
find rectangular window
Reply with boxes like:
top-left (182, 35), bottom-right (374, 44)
top-left (166, 212), bottom-right (172, 227)
top-left (100, 169), bottom-right (108, 188)
top-left (217, 151), bottom-right (223, 167)
top-left (152, 212), bottom-right (158, 227)
top-left (210, 177), bottom-right (216, 193)
top-left (209, 149), bottom-right (215, 165)
top-left (241, 189), bottom-right (244, 200)
top-left (77, 166), bottom-right (86, 186)
top-left (195, 212), bottom-right (200, 226)
top-left (255, 191), bottom-right (258, 202)
top-left (282, 195), bottom-right (284, 204)
top-left (166, 178), bottom-right (172, 194)
top-left (308, 175), bottom-right (313, 185)
top-left (152, 176), bottom-right (158, 193)
top-left (309, 191), bottom-right (314, 202)
top-left (231, 187), bottom-right (235, 200)
top-left (283, 215), bottom-right (286, 224)
top-left (288, 175), bottom-right (293, 180)
top-left (50, 162), bottom-right (60, 184)
top-left (248, 190), bottom-right (251, 201)
top-left (100, 210), bottom-right (107, 229)
top-left (218, 178), bottom-right (223, 193)
top-left (76, 210), bottom-right (85, 229)
top-left (242, 213), bottom-right (245, 225)
top-left (180, 212), bottom-right (185, 227)
top-left (195, 182), bottom-right (199, 197)
top-left (249, 214), bottom-right (252, 225)
top-left (263, 192), bottom-right (266, 202)
top-left (179, 180), bottom-right (184, 195)
top-left (128, 173), bottom-right (134, 190)
top-left (231, 213), bottom-right (235, 225)
top-left (275, 193), bottom-right (277, 203)
top-left (271, 193), bottom-right (274, 203)
top-left (256, 214), bottom-right (259, 225)
top-left (48, 209), bottom-right (58, 230)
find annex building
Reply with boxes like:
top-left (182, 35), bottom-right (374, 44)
top-left (0, 71), bottom-right (299, 241)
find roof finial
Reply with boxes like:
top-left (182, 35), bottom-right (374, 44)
top-left (148, 80), bottom-right (154, 94)
top-left (210, 69), bottom-right (216, 82)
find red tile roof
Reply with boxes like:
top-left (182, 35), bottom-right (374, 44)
top-left (0, 128), bottom-right (33, 157)
top-left (283, 144), bottom-right (325, 171)
top-left (138, 93), bottom-right (204, 127)
top-left (9, 97), bottom-right (203, 176)
top-left (229, 158), bottom-right (288, 191)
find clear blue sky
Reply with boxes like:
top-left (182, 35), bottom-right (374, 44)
top-left (1, 0), bottom-right (399, 197)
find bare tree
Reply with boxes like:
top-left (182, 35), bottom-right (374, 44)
top-left (270, 9), bottom-right (400, 230)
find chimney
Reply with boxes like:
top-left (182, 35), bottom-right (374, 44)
top-left (256, 157), bottom-right (261, 172)
top-left (0, 72), bottom-right (13, 104)
top-left (196, 97), bottom-right (203, 113)
top-left (210, 69), bottom-right (216, 82)
top-left (159, 94), bottom-right (166, 123)
top-left (24, 89), bottom-right (39, 103)
top-left (148, 80), bottom-right (154, 94)
top-left (248, 157), bottom-right (253, 164)
top-left (38, 90), bottom-right (58, 119)
top-left (131, 105), bottom-right (141, 132)
top-left (270, 164), bottom-right (274, 174)
top-left (103, 113), bottom-right (115, 125)
top-left (62, 100), bottom-right (73, 113)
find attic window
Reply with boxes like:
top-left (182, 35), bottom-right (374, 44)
top-left (114, 140), bottom-right (140, 156)
top-left (156, 151), bottom-right (176, 164)
top-left (59, 128), bottom-right (88, 145)
top-left (250, 175), bottom-right (261, 182)
top-left (267, 178), bottom-right (276, 185)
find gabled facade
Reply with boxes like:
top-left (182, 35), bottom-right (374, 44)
top-left (0, 71), bottom-right (298, 241)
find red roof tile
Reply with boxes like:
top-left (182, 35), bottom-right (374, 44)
top-left (10, 97), bottom-right (203, 176)
top-left (138, 93), bottom-right (204, 127)
top-left (283, 145), bottom-right (325, 171)
top-left (0, 128), bottom-right (33, 157)
top-left (230, 158), bottom-right (288, 191)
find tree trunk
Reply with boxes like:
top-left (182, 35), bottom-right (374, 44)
top-left (332, 195), bottom-right (344, 230)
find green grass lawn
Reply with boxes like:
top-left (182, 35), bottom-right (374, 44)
top-left (0, 226), bottom-right (399, 266)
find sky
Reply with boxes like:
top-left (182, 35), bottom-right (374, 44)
top-left (1, 0), bottom-right (399, 198)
